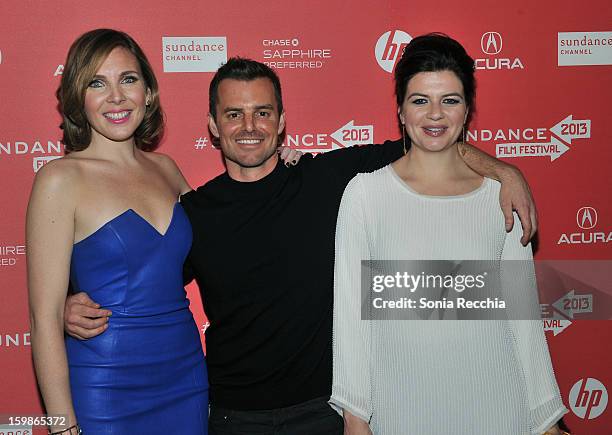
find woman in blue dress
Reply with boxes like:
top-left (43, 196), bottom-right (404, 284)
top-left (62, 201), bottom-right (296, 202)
top-left (26, 29), bottom-right (208, 434)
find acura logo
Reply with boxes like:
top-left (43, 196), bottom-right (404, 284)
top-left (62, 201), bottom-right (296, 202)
top-left (481, 32), bottom-right (503, 55)
top-left (577, 207), bottom-right (597, 229)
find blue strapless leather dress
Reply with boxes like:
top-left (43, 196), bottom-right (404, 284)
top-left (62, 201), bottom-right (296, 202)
top-left (66, 202), bottom-right (208, 434)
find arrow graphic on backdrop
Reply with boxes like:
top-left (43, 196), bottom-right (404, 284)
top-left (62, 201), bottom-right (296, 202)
top-left (295, 142), bottom-right (343, 154)
top-left (550, 115), bottom-right (591, 144)
top-left (543, 315), bottom-right (572, 336)
top-left (330, 120), bottom-right (374, 148)
top-left (552, 289), bottom-right (593, 319)
top-left (496, 137), bottom-right (569, 162)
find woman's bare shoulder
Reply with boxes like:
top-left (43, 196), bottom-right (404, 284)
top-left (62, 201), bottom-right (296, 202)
top-left (32, 157), bottom-right (83, 190)
top-left (28, 157), bottom-right (84, 216)
top-left (143, 151), bottom-right (181, 172)
top-left (143, 151), bottom-right (190, 193)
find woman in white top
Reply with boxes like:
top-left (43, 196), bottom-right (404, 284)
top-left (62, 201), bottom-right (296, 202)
top-left (330, 33), bottom-right (568, 435)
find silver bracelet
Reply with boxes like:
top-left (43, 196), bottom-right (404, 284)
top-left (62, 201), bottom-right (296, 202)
top-left (49, 423), bottom-right (82, 435)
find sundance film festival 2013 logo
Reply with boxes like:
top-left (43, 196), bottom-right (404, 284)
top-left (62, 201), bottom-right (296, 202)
top-left (542, 316), bottom-right (571, 336)
top-left (569, 378), bottom-right (608, 420)
top-left (558, 206), bottom-right (612, 245)
top-left (162, 36), bottom-right (227, 73)
top-left (283, 120), bottom-right (373, 153)
top-left (475, 31), bottom-right (524, 70)
top-left (375, 30), bottom-right (412, 73)
top-left (478, 114), bottom-right (592, 163)
top-left (539, 258), bottom-right (612, 336)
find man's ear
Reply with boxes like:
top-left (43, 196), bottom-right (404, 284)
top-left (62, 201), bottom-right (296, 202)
top-left (278, 111), bottom-right (286, 135)
top-left (208, 114), bottom-right (220, 138)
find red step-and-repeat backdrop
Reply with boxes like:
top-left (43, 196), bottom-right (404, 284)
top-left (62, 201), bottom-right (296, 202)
top-left (1, 1), bottom-right (610, 433)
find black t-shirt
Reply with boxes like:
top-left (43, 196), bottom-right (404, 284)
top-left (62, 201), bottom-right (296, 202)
top-left (181, 140), bottom-right (404, 410)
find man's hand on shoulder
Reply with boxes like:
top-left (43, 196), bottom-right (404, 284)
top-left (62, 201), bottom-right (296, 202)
top-left (456, 141), bottom-right (538, 245)
top-left (64, 292), bottom-right (112, 339)
top-left (498, 165), bottom-right (538, 246)
top-left (278, 146), bottom-right (303, 166)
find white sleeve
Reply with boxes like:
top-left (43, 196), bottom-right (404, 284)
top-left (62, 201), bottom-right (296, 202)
top-left (501, 214), bottom-right (568, 433)
top-left (329, 176), bottom-right (373, 423)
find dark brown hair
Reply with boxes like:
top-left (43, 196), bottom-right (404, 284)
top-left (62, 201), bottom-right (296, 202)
top-left (58, 29), bottom-right (163, 152)
top-left (394, 33), bottom-right (476, 125)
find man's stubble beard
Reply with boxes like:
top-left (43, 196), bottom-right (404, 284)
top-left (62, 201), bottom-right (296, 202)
top-left (223, 143), bottom-right (279, 169)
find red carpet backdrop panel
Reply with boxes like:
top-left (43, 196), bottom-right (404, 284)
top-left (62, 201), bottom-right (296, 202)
top-left (0, 0), bottom-right (610, 433)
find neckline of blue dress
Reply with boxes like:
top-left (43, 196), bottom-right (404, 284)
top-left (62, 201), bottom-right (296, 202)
top-left (73, 202), bottom-right (181, 246)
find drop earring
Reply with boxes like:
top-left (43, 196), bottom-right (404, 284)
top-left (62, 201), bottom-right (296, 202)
top-left (400, 118), bottom-right (407, 155)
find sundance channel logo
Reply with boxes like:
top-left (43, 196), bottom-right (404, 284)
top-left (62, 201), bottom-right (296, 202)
top-left (558, 31), bottom-right (612, 66)
top-left (375, 30), bottom-right (412, 73)
top-left (0, 423), bottom-right (33, 434)
top-left (162, 36), bottom-right (227, 73)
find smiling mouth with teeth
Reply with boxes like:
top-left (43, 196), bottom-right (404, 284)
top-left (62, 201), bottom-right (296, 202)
top-left (235, 138), bottom-right (264, 144)
top-left (104, 111), bottom-right (131, 120)
top-left (423, 127), bottom-right (447, 136)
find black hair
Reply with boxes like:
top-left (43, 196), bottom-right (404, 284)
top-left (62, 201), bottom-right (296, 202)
top-left (209, 57), bottom-right (283, 119)
top-left (394, 33), bottom-right (475, 123)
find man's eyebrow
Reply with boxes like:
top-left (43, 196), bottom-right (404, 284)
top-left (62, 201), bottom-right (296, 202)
top-left (223, 107), bottom-right (244, 113)
top-left (223, 104), bottom-right (275, 113)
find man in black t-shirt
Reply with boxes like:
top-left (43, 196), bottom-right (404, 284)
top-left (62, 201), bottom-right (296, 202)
top-left (65, 58), bottom-right (538, 435)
